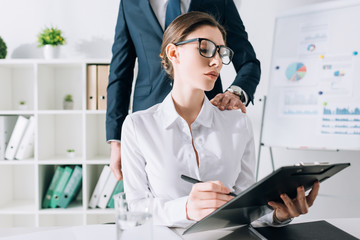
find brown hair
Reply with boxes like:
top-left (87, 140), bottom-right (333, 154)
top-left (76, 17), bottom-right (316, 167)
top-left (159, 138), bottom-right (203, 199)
top-left (160, 11), bottom-right (226, 79)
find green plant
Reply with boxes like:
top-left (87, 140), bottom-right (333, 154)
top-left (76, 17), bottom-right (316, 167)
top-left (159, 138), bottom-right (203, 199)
top-left (64, 94), bottom-right (73, 102)
top-left (0, 36), bottom-right (7, 59)
top-left (67, 149), bottom-right (75, 153)
top-left (37, 27), bottom-right (66, 47)
top-left (19, 101), bottom-right (26, 105)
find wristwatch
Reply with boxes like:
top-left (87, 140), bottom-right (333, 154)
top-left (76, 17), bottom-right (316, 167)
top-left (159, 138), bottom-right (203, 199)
top-left (226, 85), bottom-right (246, 104)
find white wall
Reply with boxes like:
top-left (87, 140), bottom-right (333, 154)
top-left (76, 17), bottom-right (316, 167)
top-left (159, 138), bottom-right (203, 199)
top-left (1, 0), bottom-right (359, 220)
top-left (0, 0), bottom-right (119, 59)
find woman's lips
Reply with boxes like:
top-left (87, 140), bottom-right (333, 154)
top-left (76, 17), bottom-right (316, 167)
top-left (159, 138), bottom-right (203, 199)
top-left (205, 71), bottom-right (219, 80)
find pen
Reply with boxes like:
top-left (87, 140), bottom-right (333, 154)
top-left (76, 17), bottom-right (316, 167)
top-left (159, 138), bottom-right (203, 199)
top-left (181, 174), bottom-right (237, 197)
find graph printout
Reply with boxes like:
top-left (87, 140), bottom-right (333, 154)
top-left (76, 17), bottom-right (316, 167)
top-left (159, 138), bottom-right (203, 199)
top-left (263, 1), bottom-right (360, 150)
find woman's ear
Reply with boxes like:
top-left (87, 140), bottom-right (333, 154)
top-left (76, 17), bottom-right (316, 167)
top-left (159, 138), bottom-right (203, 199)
top-left (166, 43), bottom-right (179, 64)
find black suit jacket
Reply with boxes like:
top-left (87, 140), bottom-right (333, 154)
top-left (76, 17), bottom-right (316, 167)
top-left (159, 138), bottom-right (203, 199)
top-left (106, 0), bottom-right (261, 140)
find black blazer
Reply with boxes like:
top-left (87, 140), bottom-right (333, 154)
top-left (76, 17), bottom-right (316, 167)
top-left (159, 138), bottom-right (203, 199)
top-left (106, 0), bottom-right (261, 141)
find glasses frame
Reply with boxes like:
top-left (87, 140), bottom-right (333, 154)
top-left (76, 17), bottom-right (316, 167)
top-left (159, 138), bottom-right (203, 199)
top-left (174, 38), bottom-right (234, 65)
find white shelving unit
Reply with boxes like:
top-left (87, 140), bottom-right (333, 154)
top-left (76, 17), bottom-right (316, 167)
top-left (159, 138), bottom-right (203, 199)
top-left (0, 59), bottom-right (114, 228)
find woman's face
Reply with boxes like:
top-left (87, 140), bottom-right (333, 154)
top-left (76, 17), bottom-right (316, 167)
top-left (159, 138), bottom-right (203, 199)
top-left (173, 25), bottom-right (224, 92)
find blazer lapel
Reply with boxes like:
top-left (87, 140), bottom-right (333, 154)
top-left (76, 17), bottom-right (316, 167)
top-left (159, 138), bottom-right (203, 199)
top-left (140, 0), bottom-right (164, 37)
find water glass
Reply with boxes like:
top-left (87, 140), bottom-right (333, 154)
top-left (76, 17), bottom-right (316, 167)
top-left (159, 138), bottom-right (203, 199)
top-left (114, 192), bottom-right (153, 240)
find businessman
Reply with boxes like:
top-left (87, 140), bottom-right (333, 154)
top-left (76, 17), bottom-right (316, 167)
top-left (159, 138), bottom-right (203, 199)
top-left (106, 0), bottom-right (261, 180)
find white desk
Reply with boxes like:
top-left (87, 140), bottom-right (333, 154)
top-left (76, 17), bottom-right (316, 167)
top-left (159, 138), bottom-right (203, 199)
top-left (0, 218), bottom-right (359, 240)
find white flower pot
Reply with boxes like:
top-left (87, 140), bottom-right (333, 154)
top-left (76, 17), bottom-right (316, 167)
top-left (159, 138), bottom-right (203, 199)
top-left (43, 45), bottom-right (60, 59)
top-left (18, 104), bottom-right (28, 110)
top-left (67, 151), bottom-right (75, 159)
top-left (63, 101), bottom-right (74, 110)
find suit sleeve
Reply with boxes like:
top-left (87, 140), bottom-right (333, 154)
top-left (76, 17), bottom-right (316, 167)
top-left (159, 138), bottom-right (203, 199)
top-left (224, 0), bottom-right (261, 104)
top-left (106, 0), bottom-right (137, 141)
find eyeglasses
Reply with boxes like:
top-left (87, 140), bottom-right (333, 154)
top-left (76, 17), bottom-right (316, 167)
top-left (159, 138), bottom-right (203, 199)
top-left (174, 38), bottom-right (234, 65)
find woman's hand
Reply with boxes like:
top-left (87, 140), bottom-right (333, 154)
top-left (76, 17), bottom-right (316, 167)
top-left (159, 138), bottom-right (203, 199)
top-left (268, 181), bottom-right (320, 222)
top-left (186, 181), bottom-right (234, 221)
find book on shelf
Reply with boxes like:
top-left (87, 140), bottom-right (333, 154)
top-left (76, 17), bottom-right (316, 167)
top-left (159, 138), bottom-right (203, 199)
top-left (15, 116), bottom-right (35, 160)
top-left (88, 165), bottom-right (111, 208)
top-left (0, 115), bottom-right (17, 160)
top-left (43, 166), bottom-right (64, 208)
top-left (87, 65), bottom-right (98, 110)
top-left (107, 180), bottom-right (124, 208)
top-left (97, 172), bottom-right (118, 209)
top-left (49, 166), bottom-right (73, 208)
top-left (86, 64), bottom-right (109, 110)
top-left (97, 65), bottom-right (109, 110)
top-left (58, 165), bottom-right (83, 208)
top-left (5, 116), bottom-right (29, 160)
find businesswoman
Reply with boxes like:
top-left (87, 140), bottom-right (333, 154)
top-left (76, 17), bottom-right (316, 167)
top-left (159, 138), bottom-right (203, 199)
top-left (121, 11), bottom-right (319, 227)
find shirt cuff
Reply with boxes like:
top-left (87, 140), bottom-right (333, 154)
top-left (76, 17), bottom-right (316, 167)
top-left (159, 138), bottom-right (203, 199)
top-left (107, 139), bottom-right (121, 144)
top-left (153, 196), bottom-right (195, 228)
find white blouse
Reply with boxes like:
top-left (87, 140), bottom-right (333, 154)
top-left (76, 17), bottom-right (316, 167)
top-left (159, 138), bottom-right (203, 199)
top-left (121, 93), bottom-right (274, 227)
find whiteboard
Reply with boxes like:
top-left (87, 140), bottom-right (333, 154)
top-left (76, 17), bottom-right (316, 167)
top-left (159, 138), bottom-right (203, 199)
top-left (262, 0), bottom-right (360, 150)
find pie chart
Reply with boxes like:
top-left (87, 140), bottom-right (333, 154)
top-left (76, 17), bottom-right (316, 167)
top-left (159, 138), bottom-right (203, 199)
top-left (285, 62), bottom-right (307, 82)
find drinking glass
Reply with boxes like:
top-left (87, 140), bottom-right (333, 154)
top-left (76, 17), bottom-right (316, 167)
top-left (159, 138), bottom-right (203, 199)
top-left (114, 192), bottom-right (153, 240)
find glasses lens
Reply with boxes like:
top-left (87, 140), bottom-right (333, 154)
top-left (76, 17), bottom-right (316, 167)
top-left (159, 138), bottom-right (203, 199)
top-left (219, 47), bottom-right (233, 65)
top-left (199, 39), bottom-right (216, 58)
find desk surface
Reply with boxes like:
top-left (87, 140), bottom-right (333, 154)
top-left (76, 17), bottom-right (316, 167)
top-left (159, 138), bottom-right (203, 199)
top-left (0, 218), bottom-right (359, 240)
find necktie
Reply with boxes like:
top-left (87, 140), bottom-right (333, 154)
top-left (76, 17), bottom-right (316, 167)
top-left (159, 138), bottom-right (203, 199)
top-left (165, 0), bottom-right (181, 29)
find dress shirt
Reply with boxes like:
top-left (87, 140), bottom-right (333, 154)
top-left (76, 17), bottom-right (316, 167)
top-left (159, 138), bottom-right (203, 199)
top-left (149, 0), bottom-right (191, 30)
top-left (121, 93), bottom-right (285, 227)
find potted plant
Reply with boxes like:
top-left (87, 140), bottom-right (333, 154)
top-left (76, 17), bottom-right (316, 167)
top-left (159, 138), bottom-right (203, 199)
top-left (0, 36), bottom-right (7, 59)
top-left (18, 101), bottom-right (27, 110)
top-left (37, 26), bottom-right (66, 59)
top-left (66, 149), bottom-right (75, 158)
top-left (63, 94), bottom-right (74, 110)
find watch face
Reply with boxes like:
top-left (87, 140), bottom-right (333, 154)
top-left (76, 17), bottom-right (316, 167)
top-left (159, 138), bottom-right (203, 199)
top-left (239, 91), bottom-right (246, 103)
top-left (228, 87), bottom-right (246, 103)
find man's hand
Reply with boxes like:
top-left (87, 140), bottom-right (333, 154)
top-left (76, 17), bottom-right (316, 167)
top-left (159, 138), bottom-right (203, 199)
top-left (110, 141), bottom-right (122, 180)
top-left (186, 181), bottom-right (234, 221)
top-left (268, 181), bottom-right (320, 222)
top-left (210, 91), bottom-right (246, 113)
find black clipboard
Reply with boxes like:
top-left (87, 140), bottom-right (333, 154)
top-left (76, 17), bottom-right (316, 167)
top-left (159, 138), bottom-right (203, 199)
top-left (183, 163), bottom-right (350, 235)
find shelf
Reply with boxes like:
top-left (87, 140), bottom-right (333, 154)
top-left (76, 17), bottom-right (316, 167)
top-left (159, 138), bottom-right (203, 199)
top-left (39, 214), bottom-right (83, 227)
top-left (38, 114), bottom-right (83, 161)
top-left (0, 160), bottom-right (35, 165)
top-left (0, 200), bottom-right (36, 213)
top-left (0, 59), bottom-right (111, 228)
top-left (38, 110), bottom-right (84, 115)
top-left (85, 110), bottom-right (106, 114)
top-left (0, 64), bottom-right (35, 111)
top-left (0, 59), bottom-right (110, 64)
top-left (85, 159), bottom-right (110, 164)
top-left (37, 159), bottom-right (83, 164)
top-left (86, 208), bottom-right (115, 214)
top-left (0, 111), bottom-right (35, 115)
top-left (86, 114), bottom-right (110, 160)
top-left (40, 204), bottom-right (83, 214)
top-left (0, 165), bottom-right (35, 210)
top-left (37, 64), bottom-right (83, 111)
top-left (0, 214), bottom-right (36, 228)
